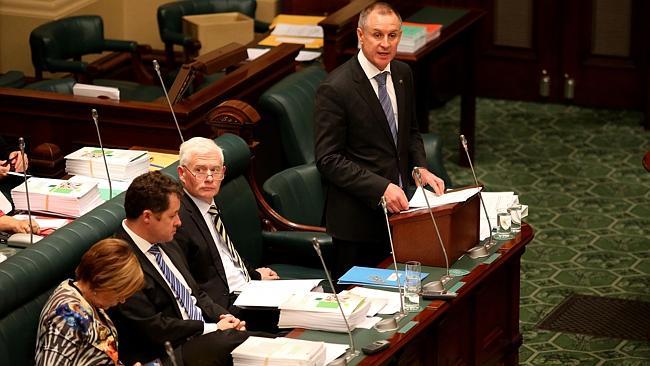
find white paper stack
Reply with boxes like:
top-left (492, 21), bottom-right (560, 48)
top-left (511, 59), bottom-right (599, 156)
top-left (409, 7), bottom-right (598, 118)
top-left (398, 25), bottom-right (427, 53)
top-left (11, 177), bottom-right (102, 217)
top-left (278, 291), bottom-right (370, 332)
top-left (232, 336), bottom-right (326, 366)
top-left (65, 147), bottom-right (150, 181)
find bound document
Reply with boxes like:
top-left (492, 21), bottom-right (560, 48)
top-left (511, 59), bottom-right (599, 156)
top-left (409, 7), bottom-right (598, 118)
top-left (11, 177), bottom-right (102, 217)
top-left (65, 147), bottom-right (150, 181)
top-left (338, 266), bottom-right (429, 289)
top-left (278, 291), bottom-right (370, 332)
top-left (232, 336), bottom-right (326, 366)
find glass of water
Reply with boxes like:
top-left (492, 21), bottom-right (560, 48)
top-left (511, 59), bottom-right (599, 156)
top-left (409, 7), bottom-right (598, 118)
top-left (508, 204), bottom-right (522, 233)
top-left (403, 261), bottom-right (421, 312)
top-left (494, 209), bottom-right (514, 240)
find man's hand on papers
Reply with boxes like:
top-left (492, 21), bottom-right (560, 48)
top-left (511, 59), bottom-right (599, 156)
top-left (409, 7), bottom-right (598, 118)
top-left (218, 314), bottom-right (246, 331)
top-left (383, 183), bottom-right (409, 213)
top-left (256, 267), bottom-right (280, 280)
top-left (413, 168), bottom-right (445, 195)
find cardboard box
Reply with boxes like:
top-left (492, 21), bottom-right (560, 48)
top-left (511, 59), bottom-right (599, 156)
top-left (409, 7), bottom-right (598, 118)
top-left (255, 0), bottom-right (280, 24)
top-left (183, 12), bottom-right (254, 55)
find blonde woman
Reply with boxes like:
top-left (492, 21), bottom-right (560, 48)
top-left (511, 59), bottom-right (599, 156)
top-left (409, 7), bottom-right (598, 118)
top-left (35, 238), bottom-right (144, 366)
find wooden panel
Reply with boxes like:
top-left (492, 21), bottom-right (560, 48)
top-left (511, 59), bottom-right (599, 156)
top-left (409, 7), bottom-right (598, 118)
top-left (591, 0), bottom-right (631, 57)
top-left (494, 0), bottom-right (533, 48)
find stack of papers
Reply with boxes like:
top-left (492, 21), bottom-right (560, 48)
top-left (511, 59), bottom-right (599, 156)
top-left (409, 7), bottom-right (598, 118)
top-left (408, 186), bottom-right (481, 210)
top-left (65, 147), bottom-right (150, 181)
top-left (398, 25), bottom-right (427, 53)
top-left (278, 291), bottom-right (370, 332)
top-left (338, 266), bottom-right (429, 289)
top-left (233, 279), bottom-right (323, 308)
top-left (11, 178), bottom-right (102, 217)
top-left (232, 336), bottom-right (326, 366)
top-left (259, 14), bottom-right (326, 49)
top-left (402, 22), bottom-right (442, 42)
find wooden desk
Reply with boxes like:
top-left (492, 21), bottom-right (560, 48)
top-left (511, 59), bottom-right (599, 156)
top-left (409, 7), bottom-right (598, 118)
top-left (320, 2), bottom-right (484, 166)
top-left (289, 223), bottom-right (534, 365)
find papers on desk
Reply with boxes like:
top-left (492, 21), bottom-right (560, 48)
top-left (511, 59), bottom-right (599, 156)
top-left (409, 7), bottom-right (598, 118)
top-left (278, 291), bottom-right (371, 332)
top-left (247, 48), bottom-right (321, 62)
top-left (233, 279), bottom-right (323, 308)
top-left (338, 266), bottom-right (429, 289)
top-left (479, 192), bottom-right (528, 240)
top-left (349, 287), bottom-right (402, 315)
top-left (232, 336), bottom-right (327, 366)
top-left (408, 186), bottom-right (481, 210)
top-left (73, 83), bottom-right (120, 100)
top-left (65, 147), bottom-right (150, 181)
top-left (259, 14), bottom-right (326, 49)
top-left (11, 177), bottom-right (102, 217)
top-left (68, 175), bottom-right (130, 201)
top-left (12, 214), bottom-right (72, 235)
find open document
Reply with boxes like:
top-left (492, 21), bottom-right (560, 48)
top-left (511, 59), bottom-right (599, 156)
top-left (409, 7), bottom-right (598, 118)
top-left (408, 186), bottom-right (481, 210)
top-left (233, 279), bottom-right (322, 308)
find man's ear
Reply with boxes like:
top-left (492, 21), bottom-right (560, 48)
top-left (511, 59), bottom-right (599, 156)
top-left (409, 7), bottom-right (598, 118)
top-left (143, 209), bottom-right (153, 224)
top-left (357, 27), bottom-right (363, 45)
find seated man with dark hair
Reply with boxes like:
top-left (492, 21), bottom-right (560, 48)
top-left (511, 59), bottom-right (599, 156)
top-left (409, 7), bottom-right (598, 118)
top-left (109, 171), bottom-right (261, 366)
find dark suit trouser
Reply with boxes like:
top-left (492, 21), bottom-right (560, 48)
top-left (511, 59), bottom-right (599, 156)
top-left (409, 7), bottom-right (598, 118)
top-left (180, 329), bottom-right (272, 366)
top-left (332, 237), bottom-right (390, 284)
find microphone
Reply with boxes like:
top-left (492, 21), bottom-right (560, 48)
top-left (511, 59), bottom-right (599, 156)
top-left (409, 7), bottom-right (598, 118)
top-left (412, 168), bottom-right (455, 297)
top-left (91, 109), bottom-right (113, 200)
top-left (164, 341), bottom-right (178, 366)
top-left (153, 60), bottom-right (185, 143)
top-left (368, 197), bottom-right (408, 333)
top-left (18, 137), bottom-right (34, 246)
top-left (460, 134), bottom-right (492, 258)
top-left (311, 238), bottom-right (360, 363)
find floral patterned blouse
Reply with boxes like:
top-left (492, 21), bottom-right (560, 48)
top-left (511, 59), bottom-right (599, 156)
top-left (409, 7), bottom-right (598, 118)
top-left (35, 280), bottom-right (121, 366)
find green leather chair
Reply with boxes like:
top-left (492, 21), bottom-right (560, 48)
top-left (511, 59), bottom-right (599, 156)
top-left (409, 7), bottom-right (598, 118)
top-left (158, 0), bottom-right (269, 64)
top-left (258, 65), bottom-right (327, 167)
top-left (200, 134), bottom-right (332, 274)
top-left (29, 15), bottom-right (140, 80)
top-left (0, 71), bottom-right (26, 88)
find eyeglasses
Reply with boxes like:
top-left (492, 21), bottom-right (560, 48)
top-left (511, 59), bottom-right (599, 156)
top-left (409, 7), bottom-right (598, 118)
top-left (182, 165), bottom-right (225, 181)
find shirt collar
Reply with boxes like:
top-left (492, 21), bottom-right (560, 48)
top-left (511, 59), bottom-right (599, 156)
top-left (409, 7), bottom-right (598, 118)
top-left (185, 189), bottom-right (214, 215)
top-left (122, 220), bottom-right (155, 254)
top-left (357, 50), bottom-right (392, 81)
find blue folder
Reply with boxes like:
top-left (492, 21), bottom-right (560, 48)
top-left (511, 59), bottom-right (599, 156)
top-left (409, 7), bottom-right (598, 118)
top-left (338, 266), bottom-right (429, 288)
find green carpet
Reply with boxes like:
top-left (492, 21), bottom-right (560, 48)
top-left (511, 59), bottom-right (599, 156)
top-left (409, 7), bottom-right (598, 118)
top-left (430, 98), bottom-right (650, 365)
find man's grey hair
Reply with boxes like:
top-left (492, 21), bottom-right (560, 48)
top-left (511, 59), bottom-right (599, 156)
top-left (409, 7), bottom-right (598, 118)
top-left (178, 137), bottom-right (224, 167)
top-left (357, 2), bottom-right (402, 29)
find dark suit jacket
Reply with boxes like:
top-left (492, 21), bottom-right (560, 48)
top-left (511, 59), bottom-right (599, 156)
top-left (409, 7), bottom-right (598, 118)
top-left (314, 55), bottom-right (427, 242)
top-left (174, 193), bottom-right (260, 312)
top-left (109, 226), bottom-right (229, 365)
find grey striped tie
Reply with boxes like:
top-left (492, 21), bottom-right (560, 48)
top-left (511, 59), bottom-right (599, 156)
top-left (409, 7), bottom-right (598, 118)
top-left (374, 71), bottom-right (398, 146)
top-left (208, 205), bottom-right (251, 281)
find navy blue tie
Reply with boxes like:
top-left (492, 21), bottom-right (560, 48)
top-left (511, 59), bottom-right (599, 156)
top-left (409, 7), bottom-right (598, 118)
top-left (148, 245), bottom-right (204, 321)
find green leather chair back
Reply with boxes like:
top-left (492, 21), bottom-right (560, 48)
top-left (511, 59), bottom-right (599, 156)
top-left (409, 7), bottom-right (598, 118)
top-left (158, 0), bottom-right (257, 48)
top-left (262, 163), bottom-right (325, 227)
top-left (258, 65), bottom-right (327, 167)
top-left (24, 78), bottom-right (75, 94)
top-left (0, 196), bottom-right (126, 366)
top-left (0, 71), bottom-right (26, 88)
top-left (29, 15), bottom-right (137, 77)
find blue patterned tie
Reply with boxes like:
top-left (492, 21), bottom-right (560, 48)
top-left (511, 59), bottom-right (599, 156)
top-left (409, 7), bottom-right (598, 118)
top-left (148, 245), bottom-right (204, 321)
top-left (374, 71), bottom-right (398, 146)
top-left (374, 71), bottom-right (403, 187)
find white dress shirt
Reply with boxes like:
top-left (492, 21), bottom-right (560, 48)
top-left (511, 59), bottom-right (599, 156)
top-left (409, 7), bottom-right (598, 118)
top-left (357, 51), bottom-right (399, 130)
top-left (121, 220), bottom-right (218, 334)
top-left (187, 193), bottom-right (248, 293)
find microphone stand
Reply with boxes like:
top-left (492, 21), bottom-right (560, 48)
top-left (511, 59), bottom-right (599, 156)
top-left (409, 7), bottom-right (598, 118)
top-left (91, 109), bottom-right (113, 200)
top-left (18, 137), bottom-right (34, 246)
top-left (165, 341), bottom-right (178, 366)
top-left (460, 134), bottom-right (492, 259)
top-left (412, 168), bottom-right (453, 295)
top-left (153, 60), bottom-right (185, 143)
top-left (372, 197), bottom-right (407, 332)
top-left (311, 238), bottom-right (359, 364)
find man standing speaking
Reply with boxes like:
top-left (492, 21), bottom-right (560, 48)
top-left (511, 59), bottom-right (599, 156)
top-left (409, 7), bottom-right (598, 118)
top-left (314, 2), bottom-right (445, 277)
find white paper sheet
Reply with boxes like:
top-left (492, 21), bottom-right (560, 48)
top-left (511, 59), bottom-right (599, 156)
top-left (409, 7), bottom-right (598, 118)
top-left (408, 186), bottom-right (481, 209)
top-left (233, 279), bottom-right (323, 307)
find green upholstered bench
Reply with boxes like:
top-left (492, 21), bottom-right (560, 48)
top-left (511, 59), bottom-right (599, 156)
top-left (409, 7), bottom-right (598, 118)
top-left (0, 134), bottom-right (327, 366)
